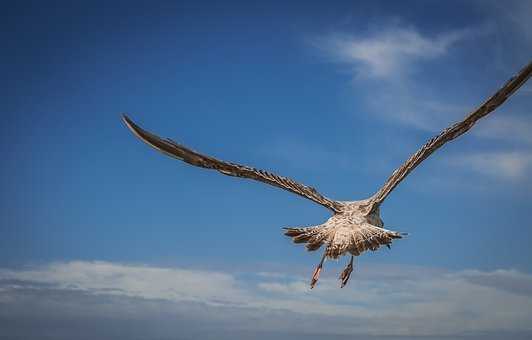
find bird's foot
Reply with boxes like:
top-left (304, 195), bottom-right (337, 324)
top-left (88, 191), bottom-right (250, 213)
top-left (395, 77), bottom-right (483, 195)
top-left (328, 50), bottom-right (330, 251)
top-left (310, 265), bottom-right (322, 289)
top-left (310, 253), bottom-right (326, 289)
top-left (339, 256), bottom-right (354, 288)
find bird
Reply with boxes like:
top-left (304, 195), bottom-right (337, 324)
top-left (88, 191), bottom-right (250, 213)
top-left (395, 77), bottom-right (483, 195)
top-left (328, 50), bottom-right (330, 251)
top-left (123, 61), bottom-right (532, 289)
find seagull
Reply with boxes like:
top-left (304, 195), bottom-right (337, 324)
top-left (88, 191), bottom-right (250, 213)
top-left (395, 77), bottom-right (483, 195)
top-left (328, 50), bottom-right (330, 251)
top-left (123, 61), bottom-right (532, 289)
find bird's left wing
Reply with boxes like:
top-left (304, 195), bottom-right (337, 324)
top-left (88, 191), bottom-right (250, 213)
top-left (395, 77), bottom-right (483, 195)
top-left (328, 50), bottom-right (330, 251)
top-left (122, 115), bottom-right (343, 213)
top-left (365, 60), bottom-right (532, 214)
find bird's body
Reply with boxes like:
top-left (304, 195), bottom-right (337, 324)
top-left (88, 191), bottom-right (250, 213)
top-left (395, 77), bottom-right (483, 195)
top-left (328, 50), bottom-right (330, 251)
top-left (283, 199), bottom-right (403, 287)
top-left (284, 200), bottom-right (400, 259)
top-left (123, 61), bottom-right (532, 288)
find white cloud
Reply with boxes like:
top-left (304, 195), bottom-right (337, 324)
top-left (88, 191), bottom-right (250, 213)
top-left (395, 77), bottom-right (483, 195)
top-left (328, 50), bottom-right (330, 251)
top-left (456, 269), bottom-right (532, 297)
top-left (1, 261), bottom-right (532, 338)
top-left (310, 23), bottom-right (531, 184)
top-left (474, 114), bottom-right (532, 145)
top-left (365, 86), bottom-right (469, 131)
top-left (0, 261), bottom-right (250, 306)
top-left (313, 26), bottom-right (475, 78)
top-left (310, 24), bottom-right (501, 135)
top-left (446, 151), bottom-right (532, 180)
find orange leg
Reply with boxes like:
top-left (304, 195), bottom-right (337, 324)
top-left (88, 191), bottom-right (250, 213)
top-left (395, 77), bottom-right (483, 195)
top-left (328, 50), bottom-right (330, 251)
top-left (339, 255), bottom-right (354, 288)
top-left (310, 252), bottom-right (326, 289)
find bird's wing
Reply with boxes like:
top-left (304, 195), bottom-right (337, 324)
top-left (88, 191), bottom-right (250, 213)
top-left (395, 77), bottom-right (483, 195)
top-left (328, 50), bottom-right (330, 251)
top-left (122, 115), bottom-right (343, 213)
top-left (366, 61), bottom-right (532, 213)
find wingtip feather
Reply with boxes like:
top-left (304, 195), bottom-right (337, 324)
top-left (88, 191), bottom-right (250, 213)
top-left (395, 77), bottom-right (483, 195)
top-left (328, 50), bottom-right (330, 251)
top-left (122, 114), bottom-right (140, 134)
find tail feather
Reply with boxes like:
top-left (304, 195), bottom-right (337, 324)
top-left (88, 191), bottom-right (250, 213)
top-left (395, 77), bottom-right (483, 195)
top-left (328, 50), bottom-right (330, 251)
top-left (306, 232), bottom-right (329, 251)
top-left (283, 227), bottom-right (306, 237)
top-left (349, 225), bottom-right (404, 255)
top-left (284, 224), bottom-right (406, 258)
top-left (283, 226), bottom-right (330, 252)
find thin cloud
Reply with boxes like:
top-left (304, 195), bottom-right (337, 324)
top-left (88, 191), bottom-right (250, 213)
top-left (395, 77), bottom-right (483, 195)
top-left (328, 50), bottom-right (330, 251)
top-left (365, 86), bottom-right (469, 131)
top-left (309, 24), bottom-right (484, 132)
top-left (457, 269), bottom-right (532, 297)
top-left (1, 261), bottom-right (532, 338)
top-left (310, 23), bottom-right (531, 183)
top-left (473, 114), bottom-right (532, 145)
top-left (0, 261), bottom-right (251, 306)
top-left (446, 151), bottom-right (532, 180)
top-left (312, 26), bottom-right (476, 78)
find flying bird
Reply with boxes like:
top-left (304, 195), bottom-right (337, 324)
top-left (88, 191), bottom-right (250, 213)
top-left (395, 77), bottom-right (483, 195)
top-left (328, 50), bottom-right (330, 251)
top-left (123, 61), bottom-right (532, 289)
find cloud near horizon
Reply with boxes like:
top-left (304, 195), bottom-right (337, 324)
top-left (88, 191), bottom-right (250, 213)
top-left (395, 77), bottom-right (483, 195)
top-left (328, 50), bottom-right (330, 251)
top-left (1, 261), bottom-right (531, 339)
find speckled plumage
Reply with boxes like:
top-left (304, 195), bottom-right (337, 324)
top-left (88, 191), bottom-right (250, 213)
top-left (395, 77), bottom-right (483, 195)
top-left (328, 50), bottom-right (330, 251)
top-left (123, 61), bottom-right (532, 288)
top-left (283, 200), bottom-right (402, 259)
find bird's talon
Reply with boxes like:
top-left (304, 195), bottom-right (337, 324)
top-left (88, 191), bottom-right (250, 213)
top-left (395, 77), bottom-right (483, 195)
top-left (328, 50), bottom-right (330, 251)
top-left (339, 256), bottom-right (354, 288)
top-left (339, 266), bottom-right (352, 288)
top-left (310, 253), bottom-right (326, 289)
top-left (310, 266), bottom-right (322, 289)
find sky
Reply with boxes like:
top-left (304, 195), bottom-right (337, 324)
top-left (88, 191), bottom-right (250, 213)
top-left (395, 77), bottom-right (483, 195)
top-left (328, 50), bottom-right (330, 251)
top-left (1, 0), bottom-right (532, 339)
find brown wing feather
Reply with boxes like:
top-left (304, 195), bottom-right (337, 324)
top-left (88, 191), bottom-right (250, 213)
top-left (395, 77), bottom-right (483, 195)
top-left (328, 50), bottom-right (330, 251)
top-left (122, 115), bottom-right (343, 213)
top-left (367, 61), bottom-right (532, 213)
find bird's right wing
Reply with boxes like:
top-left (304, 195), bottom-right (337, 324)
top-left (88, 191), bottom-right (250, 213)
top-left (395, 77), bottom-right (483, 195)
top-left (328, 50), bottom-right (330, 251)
top-left (365, 61), bottom-right (532, 214)
top-left (123, 115), bottom-right (344, 213)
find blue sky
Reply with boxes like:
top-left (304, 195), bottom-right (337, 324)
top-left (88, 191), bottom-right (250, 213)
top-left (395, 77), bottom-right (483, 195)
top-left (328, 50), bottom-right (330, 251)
top-left (1, 1), bottom-right (532, 339)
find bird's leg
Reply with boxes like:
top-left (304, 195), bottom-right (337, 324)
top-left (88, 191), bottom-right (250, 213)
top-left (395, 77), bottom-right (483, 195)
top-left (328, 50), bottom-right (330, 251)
top-left (339, 255), bottom-right (354, 288)
top-left (310, 252), bottom-right (326, 289)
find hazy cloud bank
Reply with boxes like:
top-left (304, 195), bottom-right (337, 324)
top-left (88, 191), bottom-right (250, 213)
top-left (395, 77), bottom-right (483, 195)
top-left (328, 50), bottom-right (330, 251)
top-left (1, 261), bottom-right (531, 339)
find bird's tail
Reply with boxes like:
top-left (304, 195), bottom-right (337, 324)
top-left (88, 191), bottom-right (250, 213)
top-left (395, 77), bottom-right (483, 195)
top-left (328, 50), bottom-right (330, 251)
top-left (343, 225), bottom-right (405, 257)
top-left (284, 224), bottom-right (406, 258)
top-left (283, 225), bottom-right (331, 252)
